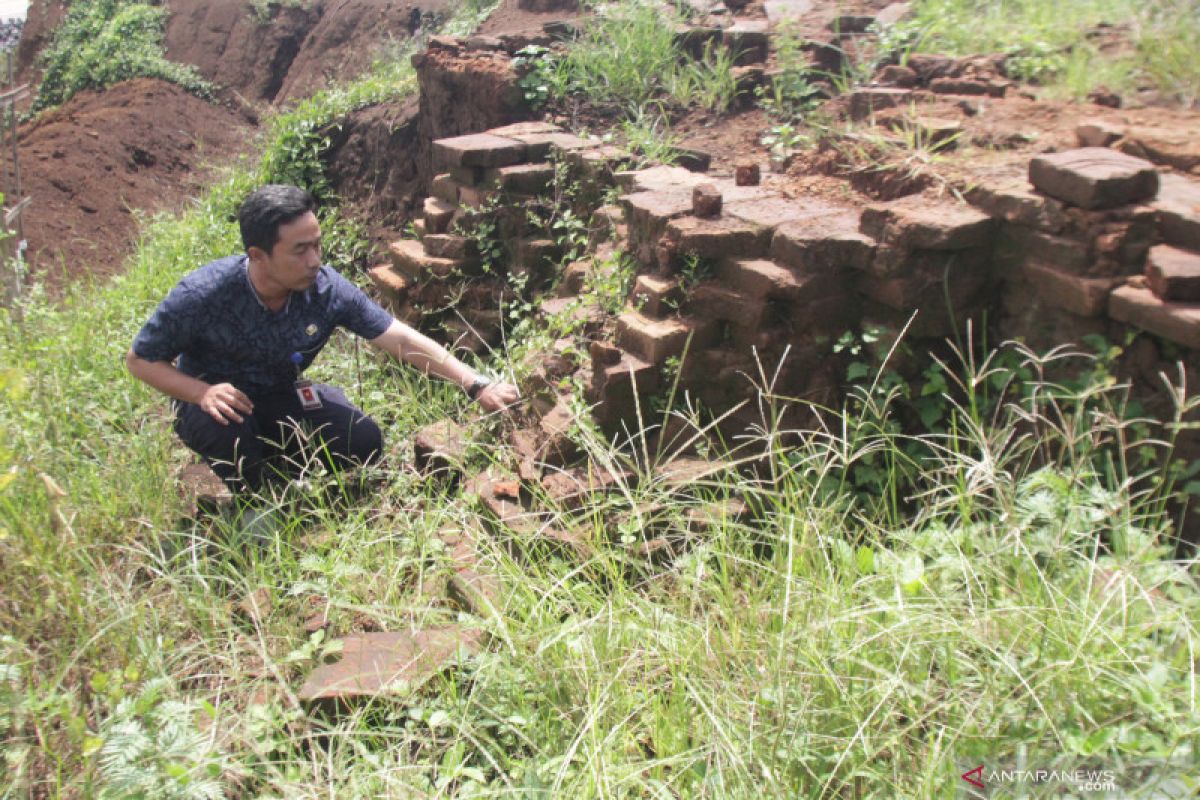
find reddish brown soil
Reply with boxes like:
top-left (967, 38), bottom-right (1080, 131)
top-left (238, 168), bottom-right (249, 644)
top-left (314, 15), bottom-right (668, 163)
top-left (17, 78), bottom-right (252, 290)
top-left (475, 0), bottom-right (581, 38)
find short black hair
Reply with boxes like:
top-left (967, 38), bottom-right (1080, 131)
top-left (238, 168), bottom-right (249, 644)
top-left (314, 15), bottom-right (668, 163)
top-left (238, 184), bottom-right (317, 254)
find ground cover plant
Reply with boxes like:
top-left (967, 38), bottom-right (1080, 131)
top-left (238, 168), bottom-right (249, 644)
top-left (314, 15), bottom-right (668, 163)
top-left (1, 0), bottom-right (1199, 796)
top-left (888, 0), bottom-right (1200, 105)
top-left (32, 0), bottom-right (212, 113)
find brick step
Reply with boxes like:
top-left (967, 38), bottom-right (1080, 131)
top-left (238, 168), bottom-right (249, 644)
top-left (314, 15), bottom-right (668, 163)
top-left (388, 239), bottom-right (466, 281)
top-left (615, 309), bottom-right (718, 365)
top-left (1109, 284), bottom-right (1200, 349)
top-left (1152, 173), bottom-right (1200, 251)
top-left (860, 194), bottom-right (994, 251)
top-left (1145, 244), bottom-right (1200, 302)
top-left (367, 264), bottom-right (410, 307)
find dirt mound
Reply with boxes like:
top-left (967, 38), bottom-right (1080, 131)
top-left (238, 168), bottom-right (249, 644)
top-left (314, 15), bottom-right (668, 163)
top-left (163, 0), bottom-right (452, 105)
top-left (18, 78), bottom-right (252, 289)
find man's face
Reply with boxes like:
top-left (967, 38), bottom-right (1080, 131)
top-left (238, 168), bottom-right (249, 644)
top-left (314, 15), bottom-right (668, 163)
top-left (250, 211), bottom-right (322, 291)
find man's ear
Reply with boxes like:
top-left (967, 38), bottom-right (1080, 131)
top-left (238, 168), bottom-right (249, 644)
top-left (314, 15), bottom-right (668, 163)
top-left (246, 245), bottom-right (270, 265)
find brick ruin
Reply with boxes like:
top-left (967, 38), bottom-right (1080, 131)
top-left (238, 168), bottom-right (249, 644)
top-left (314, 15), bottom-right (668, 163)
top-left (298, 2), bottom-right (1200, 705)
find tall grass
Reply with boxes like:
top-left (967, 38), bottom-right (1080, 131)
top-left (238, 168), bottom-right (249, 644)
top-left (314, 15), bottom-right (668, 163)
top-left (1, 0), bottom-right (1198, 795)
top-left (897, 0), bottom-right (1200, 104)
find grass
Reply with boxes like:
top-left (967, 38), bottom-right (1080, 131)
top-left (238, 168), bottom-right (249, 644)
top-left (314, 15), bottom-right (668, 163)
top-left (893, 0), bottom-right (1200, 105)
top-left (2, 0), bottom-right (1199, 795)
top-left (32, 0), bottom-right (212, 114)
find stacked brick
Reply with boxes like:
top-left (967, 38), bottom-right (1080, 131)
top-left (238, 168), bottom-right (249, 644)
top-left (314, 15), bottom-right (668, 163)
top-left (368, 122), bottom-right (620, 353)
top-left (1111, 171), bottom-right (1200, 348)
top-left (961, 147), bottom-right (1176, 348)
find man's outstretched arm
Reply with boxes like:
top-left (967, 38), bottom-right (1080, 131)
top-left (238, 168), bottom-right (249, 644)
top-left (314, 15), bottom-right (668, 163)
top-left (368, 319), bottom-right (519, 413)
top-left (125, 350), bottom-right (254, 425)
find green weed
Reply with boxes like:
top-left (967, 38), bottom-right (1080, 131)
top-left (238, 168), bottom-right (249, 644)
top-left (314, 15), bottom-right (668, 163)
top-left (33, 0), bottom-right (212, 114)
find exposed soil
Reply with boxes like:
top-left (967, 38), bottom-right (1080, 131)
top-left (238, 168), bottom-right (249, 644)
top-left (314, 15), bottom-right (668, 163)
top-left (17, 78), bottom-right (252, 290)
top-left (474, 0), bottom-right (581, 38)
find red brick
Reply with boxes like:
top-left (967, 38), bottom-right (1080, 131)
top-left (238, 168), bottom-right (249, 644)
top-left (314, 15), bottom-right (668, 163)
top-left (484, 162), bottom-right (554, 194)
top-left (616, 310), bottom-right (717, 364)
top-left (630, 274), bottom-right (681, 317)
top-left (692, 184), bottom-right (723, 218)
top-left (848, 87), bottom-right (912, 119)
top-left (1021, 261), bottom-right (1120, 317)
top-left (368, 264), bottom-right (410, 307)
top-left (622, 190), bottom-right (694, 248)
top-left (860, 195), bottom-right (994, 250)
top-left (430, 173), bottom-right (460, 204)
top-left (423, 233), bottom-right (477, 261)
top-left (1145, 245), bottom-right (1200, 302)
top-left (1029, 148), bottom-right (1159, 210)
top-left (433, 133), bottom-right (525, 169)
top-left (297, 627), bottom-right (483, 703)
top-left (666, 215), bottom-right (771, 260)
top-left (735, 163), bottom-right (761, 186)
top-left (1152, 173), bottom-right (1200, 251)
top-left (389, 239), bottom-right (464, 280)
top-left (771, 214), bottom-right (875, 271)
top-left (413, 420), bottom-right (468, 477)
top-left (423, 196), bottom-right (456, 234)
top-left (1109, 284), bottom-right (1200, 349)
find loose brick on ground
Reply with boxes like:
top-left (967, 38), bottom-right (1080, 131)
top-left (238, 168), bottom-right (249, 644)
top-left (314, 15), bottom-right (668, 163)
top-left (298, 627), bottom-right (483, 703)
top-left (1028, 147), bottom-right (1159, 210)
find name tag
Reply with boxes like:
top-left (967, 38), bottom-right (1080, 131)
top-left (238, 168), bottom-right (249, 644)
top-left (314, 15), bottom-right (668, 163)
top-left (294, 379), bottom-right (323, 410)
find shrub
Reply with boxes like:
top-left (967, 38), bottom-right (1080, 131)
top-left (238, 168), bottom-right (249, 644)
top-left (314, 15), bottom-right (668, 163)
top-left (32, 0), bottom-right (211, 113)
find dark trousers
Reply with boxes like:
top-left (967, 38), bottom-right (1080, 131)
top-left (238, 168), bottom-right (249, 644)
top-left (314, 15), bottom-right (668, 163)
top-left (175, 383), bottom-right (384, 493)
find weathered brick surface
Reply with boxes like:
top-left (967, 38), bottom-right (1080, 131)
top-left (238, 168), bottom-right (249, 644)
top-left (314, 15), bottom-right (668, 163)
top-left (860, 195), bottom-right (994, 250)
top-left (735, 163), bottom-right (761, 186)
top-left (1145, 245), bottom-right (1200, 302)
top-left (1109, 284), bottom-right (1200, 349)
top-left (413, 420), bottom-right (468, 477)
top-left (771, 214), bottom-right (875, 271)
top-left (389, 239), bottom-right (463, 280)
top-left (685, 282), bottom-right (767, 331)
top-left (666, 215), bottom-right (771, 260)
top-left (368, 265), bottom-right (410, 307)
top-left (623, 191), bottom-right (694, 248)
top-left (484, 162), bottom-right (554, 194)
top-left (423, 233), bottom-right (477, 261)
top-left (1021, 261), bottom-right (1120, 317)
top-left (693, 184), bottom-right (723, 218)
top-left (430, 174), bottom-right (460, 204)
top-left (630, 274), bottom-right (681, 317)
top-left (433, 133), bottom-right (525, 169)
top-left (1152, 173), bottom-right (1200, 251)
top-left (964, 167), bottom-right (1070, 232)
top-left (848, 87), bottom-right (912, 119)
top-left (723, 20), bottom-right (769, 64)
top-left (1028, 148), bottom-right (1159, 210)
top-left (298, 627), bottom-right (483, 703)
top-left (423, 196), bottom-right (457, 234)
top-left (1076, 119), bottom-right (1124, 148)
top-left (718, 258), bottom-right (802, 299)
top-left (450, 165), bottom-right (484, 186)
top-left (616, 310), bottom-right (716, 364)
top-left (994, 225), bottom-right (1089, 273)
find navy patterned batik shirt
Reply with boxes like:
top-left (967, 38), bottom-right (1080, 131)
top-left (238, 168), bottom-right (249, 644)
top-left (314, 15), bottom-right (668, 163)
top-left (132, 255), bottom-right (393, 399)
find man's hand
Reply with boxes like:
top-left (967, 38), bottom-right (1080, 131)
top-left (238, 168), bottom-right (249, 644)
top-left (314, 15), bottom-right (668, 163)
top-left (198, 382), bottom-right (254, 425)
top-left (476, 381), bottom-right (519, 414)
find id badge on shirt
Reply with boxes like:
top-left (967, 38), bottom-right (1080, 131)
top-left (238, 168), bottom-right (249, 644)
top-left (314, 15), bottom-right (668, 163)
top-left (294, 379), bottom-right (323, 410)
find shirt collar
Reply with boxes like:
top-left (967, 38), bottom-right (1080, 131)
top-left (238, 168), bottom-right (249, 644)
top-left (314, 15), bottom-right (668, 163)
top-left (242, 255), bottom-right (292, 314)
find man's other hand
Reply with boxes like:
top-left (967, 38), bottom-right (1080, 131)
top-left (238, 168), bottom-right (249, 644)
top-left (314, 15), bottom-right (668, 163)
top-left (476, 382), bottom-right (520, 414)
top-left (199, 382), bottom-right (254, 425)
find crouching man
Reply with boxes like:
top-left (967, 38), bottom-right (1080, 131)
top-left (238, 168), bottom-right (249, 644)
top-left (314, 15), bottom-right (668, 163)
top-left (126, 184), bottom-right (518, 495)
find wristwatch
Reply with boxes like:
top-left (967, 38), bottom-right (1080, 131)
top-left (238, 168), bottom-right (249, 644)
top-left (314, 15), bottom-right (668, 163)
top-left (466, 375), bottom-right (492, 401)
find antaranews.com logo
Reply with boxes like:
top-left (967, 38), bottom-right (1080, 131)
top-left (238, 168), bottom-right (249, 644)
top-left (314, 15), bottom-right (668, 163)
top-left (959, 763), bottom-right (1120, 797)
